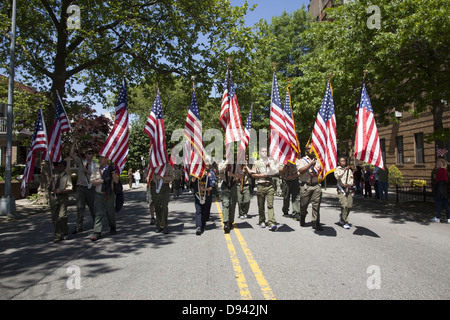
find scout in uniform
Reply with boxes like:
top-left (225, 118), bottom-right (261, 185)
top-left (298, 144), bottom-right (323, 231)
top-left (334, 157), bottom-right (354, 229)
top-left (49, 160), bottom-right (72, 242)
top-left (69, 144), bottom-right (98, 234)
top-left (250, 148), bottom-right (279, 231)
top-left (280, 160), bottom-right (301, 220)
top-left (237, 161), bottom-right (252, 219)
top-left (151, 162), bottom-right (175, 234)
top-left (218, 161), bottom-right (242, 233)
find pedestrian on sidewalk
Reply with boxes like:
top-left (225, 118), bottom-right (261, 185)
top-left (90, 156), bottom-right (119, 241)
top-left (49, 160), bottom-right (72, 243)
top-left (134, 169), bottom-right (141, 188)
top-left (431, 158), bottom-right (450, 223)
top-left (377, 166), bottom-right (389, 200)
top-left (334, 157), bottom-right (354, 229)
top-left (69, 144), bottom-right (98, 234)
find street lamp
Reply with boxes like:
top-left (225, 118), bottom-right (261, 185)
top-left (0, 0), bottom-right (17, 216)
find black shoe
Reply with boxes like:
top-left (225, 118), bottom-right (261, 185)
top-left (163, 227), bottom-right (169, 234)
top-left (72, 228), bottom-right (83, 234)
top-left (312, 222), bottom-right (323, 231)
top-left (156, 228), bottom-right (164, 233)
top-left (300, 216), bottom-right (306, 227)
top-left (223, 222), bottom-right (230, 234)
top-left (90, 232), bottom-right (102, 241)
top-left (196, 227), bottom-right (202, 235)
top-left (150, 217), bottom-right (156, 225)
top-left (110, 226), bottom-right (117, 235)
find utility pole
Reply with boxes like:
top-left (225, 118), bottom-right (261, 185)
top-left (0, 0), bottom-right (17, 216)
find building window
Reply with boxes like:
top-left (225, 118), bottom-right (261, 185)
top-left (396, 136), bottom-right (404, 164)
top-left (415, 133), bottom-right (425, 163)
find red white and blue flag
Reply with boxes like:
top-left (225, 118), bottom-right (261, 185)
top-left (100, 78), bottom-right (129, 174)
top-left (184, 89), bottom-right (205, 179)
top-left (48, 92), bottom-right (71, 163)
top-left (311, 81), bottom-right (337, 181)
top-left (21, 109), bottom-right (48, 197)
top-left (354, 83), bottom-right (384, 169)
top-left (283, 85), bottom-right (300, 164)
top-left (145, 88), bottom-right (168, 177)
top-left (269, 72), bottom-right (292, 165)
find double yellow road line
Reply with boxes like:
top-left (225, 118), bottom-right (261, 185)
top-left (215, 200), bottom-right (276, 300)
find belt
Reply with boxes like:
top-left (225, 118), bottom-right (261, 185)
top-left (300, 182), bottom-right (319, 187)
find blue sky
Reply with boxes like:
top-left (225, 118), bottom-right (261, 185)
top-left (94, 1), bottom-right (311, 116)
top-left (232, 0), bottom-right (310, 25)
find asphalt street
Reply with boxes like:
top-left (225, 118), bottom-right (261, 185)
top-left (0, 184), bottom-right (449, 303)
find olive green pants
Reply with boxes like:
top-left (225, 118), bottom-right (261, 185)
top-left (300, 184), bottom-right (322, 223)
top-left (337, 189), bottom-right (353, 224)
top-left (51, 194), bottom-right (69, 239)
top-left (152, 182), bottom-right (171, 229)
top-left (237, 184), bottom-right (250, 216)
top-left (282, 179), bottom-right (300, 216)
top-left (221, 184), bottom-right (238, 224)
top-left (257, 183), bottom-right (276, 226)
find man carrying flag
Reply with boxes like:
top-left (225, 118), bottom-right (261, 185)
top-left (145, 87), bottom-right (174, 234)
top-left (21, 109), bottom-right (48, 198)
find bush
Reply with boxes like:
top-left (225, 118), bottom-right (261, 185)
top-left (388, 165), bottom-right (404, 187)
top-left (410, 179), bottom-right (426, 187)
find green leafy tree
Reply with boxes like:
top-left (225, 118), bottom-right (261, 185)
top-left (297, 0), bottom-right (449, 153)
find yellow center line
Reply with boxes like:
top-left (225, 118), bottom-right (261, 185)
top-left (215, 199), bottom-right (276, 300)
top-left (215, 200), bottom-right (252, 300)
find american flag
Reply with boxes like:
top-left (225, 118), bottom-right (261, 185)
top-left (48, 92), bottom-right (71, 163)
top-left (100, 78), bottom-right (129, 173)
top-left (184, 89), bottom-right (205, 179)
top-left (220, 71), bottom-right (244, 162)
top-left (283, 85), bottom-right (300, 163)
top-left (269, 72), bottom-right (292, 165)
top-left (354, 83), bottom-right (384, 169)
top-left (237, 106), bottom-right (252, 164)
top-left (311, 81), bottom-right (337, 181)
top-left (437, 147), bottom-right (448, 157)
top-left (144, 89), bottom-right (168, 177)
top-left (20, 109), bottom-right (48, 197)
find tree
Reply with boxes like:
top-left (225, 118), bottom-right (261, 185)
top-left (297, 0), bottom-right (450, 152)
top-left (0, 0), bottom-right (256, 123)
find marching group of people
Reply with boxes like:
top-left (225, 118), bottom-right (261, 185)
top-left (145, 144), bottom-right (356, 236)
top-left (50, 144), bottom-right (123, 243)
top-left (48, 141), bottom-right (450, 243)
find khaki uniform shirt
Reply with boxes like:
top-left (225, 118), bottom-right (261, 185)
top-left (298, 156), bottom-right (321, 184)
top-left (334, 166), bottom-right (354, 189)
top-left (152, 163), bottom-right (175, 184)
top-left (280, 161), bottom-right (301, 181)
top-left (218, 162), bottom-right (243, 187)
top-left (73, 156), bottom-right (99, 188)
top-left (254, 158), bottom-right (278, 184)
top-left (53, 171), bottom-right (72, 193)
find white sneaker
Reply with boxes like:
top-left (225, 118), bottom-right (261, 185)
top-left (430, 217), bottom-right (440, 223)
top-left (343, 224), bottom-right (350, 229)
